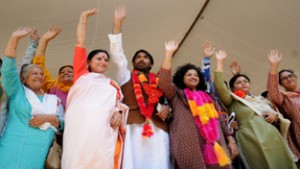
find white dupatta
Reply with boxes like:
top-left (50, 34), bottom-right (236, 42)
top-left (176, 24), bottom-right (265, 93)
top-left (23, 85), bottom-right (59, 132)
top-left (230, 92), bottom-right (291, 138)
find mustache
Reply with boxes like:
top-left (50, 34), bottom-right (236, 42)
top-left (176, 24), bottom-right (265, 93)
top-left (137, 61), bottom-right (145, 65)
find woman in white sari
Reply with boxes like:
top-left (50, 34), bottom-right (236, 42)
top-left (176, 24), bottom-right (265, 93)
top-left (62, 9), bottom-right (128, 169)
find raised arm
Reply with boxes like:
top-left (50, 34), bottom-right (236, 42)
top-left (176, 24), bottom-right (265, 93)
top-left (73, 9), bottom-right (98, 81)
top-left (214, 50), bottom-right (233, 107)
top-left (33, 27), bottom-right (62, 92)
top-left (267, 50), bottom-right (284, 105)
top-left (113, 5), bottom-right (128, 34)
top-left (202, 41), bottom-right (215, 82)
top-left (2, 27), bottom-right (32, 97)
top-left (17, 30), bottom-right (39, 72)
top-left (35, 27), bottom-right (61, 57)
top-left (158, 41), bottom-right (178, 100)
top-left (76, 9), bottom-right (98, 48)
top-left (202, 41), bottom-right (215, 93)
top-left (5, 27), bottom-right (32, 58)
top-left (230, 61), bottom-right (241, 76)
top-left (109, 5), bottom-right (130, 85)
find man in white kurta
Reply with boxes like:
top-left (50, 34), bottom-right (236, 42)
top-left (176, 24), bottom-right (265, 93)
top-left (109, 32), bottom-right (173, 169)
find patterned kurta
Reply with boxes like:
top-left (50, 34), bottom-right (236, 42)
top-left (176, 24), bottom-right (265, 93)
top-left (268, 73), bottom-right (300, 157)
top-left (158, 68), bottom-right (232, 169)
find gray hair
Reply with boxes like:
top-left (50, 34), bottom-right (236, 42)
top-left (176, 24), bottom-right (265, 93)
top-left (20, 64), bottom-right (43, 81)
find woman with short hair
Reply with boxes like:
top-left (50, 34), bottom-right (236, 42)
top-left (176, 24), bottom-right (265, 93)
top-left (0, 27), bottom-right (64, 168)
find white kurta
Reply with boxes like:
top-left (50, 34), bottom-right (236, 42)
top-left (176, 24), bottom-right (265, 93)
top-left (109, 33), bottom-right (173, 169)
top-left (62, 73), bottom-right (120, 169)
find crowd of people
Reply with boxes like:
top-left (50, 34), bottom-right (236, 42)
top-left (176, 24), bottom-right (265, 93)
top-left (0, 5), bottom-right (299, 169)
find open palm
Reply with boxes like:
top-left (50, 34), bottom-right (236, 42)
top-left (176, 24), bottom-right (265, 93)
top-left (114, 5), bottom-right (128, 22)
top-left (12, 27), bottom-right (32, 39)
top-left (268, 49), bottom-right (282, 65)
top-left (42, 27), bottom-right (62, 41)
top-left (203, 41), bottom-right (215, 58)
top-left (165, 40), bottom-right (179, 53)
top-left (215, 50), bottom-right (227, 61)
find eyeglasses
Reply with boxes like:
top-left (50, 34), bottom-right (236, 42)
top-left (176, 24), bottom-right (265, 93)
top-left (280, 74), bottom-right (295, 82)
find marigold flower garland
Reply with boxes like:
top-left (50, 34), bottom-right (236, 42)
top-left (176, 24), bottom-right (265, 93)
top-left (132, 70), bottom-right (162, 138)
top-left (184, 88), bottom-right (231, 166)
top-left (233, 90), bottom-right (246, 99)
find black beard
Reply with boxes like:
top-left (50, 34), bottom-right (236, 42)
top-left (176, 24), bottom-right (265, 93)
top-left (133, 63), bottom-right (151, 73)
top-left (134, 66), bottom-right (150, 73)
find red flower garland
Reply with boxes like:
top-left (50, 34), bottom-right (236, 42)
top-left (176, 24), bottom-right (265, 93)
top-left (234, 90), bottom-right (246, 99)
top-left (132, 70), bottom-right (162, 138)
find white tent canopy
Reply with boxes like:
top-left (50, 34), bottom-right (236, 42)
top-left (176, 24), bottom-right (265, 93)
top-left (1, 0), bottom-right (299, 94)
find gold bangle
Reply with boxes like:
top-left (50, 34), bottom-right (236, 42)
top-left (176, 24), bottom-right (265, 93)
top-left (37, 48), bottom-right (44, 51)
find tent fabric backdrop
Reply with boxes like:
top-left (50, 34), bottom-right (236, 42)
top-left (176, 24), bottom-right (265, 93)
top-left (1, 0), bottom-right (300, 94)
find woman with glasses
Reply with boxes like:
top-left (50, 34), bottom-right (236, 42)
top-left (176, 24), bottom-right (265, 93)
top-left (267, 49), bottom-right (300, 159)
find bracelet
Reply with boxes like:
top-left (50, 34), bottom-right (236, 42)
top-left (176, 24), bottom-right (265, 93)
top-left (37, 48), bottom-right (44, 51)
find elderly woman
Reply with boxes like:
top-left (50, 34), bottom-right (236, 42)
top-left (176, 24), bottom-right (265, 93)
top-left (33, 27), bottom-right (73, 110)
top-left (214, 50), bottom-right (296, 169)
top-left (158, 41), bottom-right (236, 169)
top-left (0, 30), bottom-right (39, 136)
top-left (0, 27), bottom-right (64, 168)
top-left (267, 49), bottom-right (300, 158)
top-left (62, 9), bottom-right (128, 169)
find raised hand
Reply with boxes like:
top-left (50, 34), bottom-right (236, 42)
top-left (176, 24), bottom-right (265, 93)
top-left (114, 5), bottom-right (128, 23)
top-left (230, 61), bottom-right (241, 75)
top-left (215, 50), bottom-right (227, 62)
top-left (162, 41), bottom-right (179, 69)
top-left (5, 27), bottom-right (32, 57)
top-left (202, 41), bottom-right (215, 58)
top-left (81, 8), bottom-right (98, 18)
top-left (12, 27), bottom-right (32, 40)
top-left (165, 40), bottom-right (179, 54)
top-left (41, 27), bottom-right (62, 42)
top-left (268, 49), bottom-right (282, 66)
top-left (30, 29), bottom-right (40, 42)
